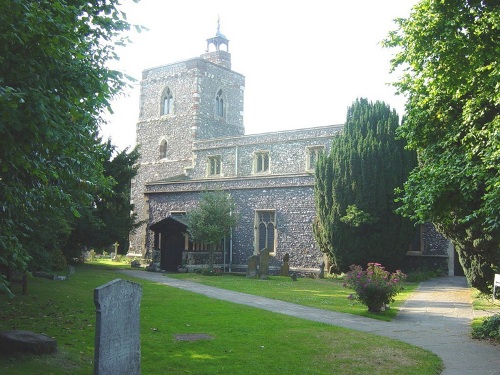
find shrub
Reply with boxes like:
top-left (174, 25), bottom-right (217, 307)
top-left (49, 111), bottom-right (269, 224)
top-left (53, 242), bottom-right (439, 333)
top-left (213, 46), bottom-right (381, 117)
top-left (344, 263), bottom-right (406, 312)
top-left (405, 268), bottom-right (443, 283)
top-left (472, 314), bottom-right (500, 342)
top-left (50, 249), bottom-right (68, 271)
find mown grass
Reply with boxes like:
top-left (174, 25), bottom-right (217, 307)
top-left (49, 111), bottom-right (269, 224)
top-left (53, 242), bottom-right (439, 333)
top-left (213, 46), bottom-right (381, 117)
top-left (471, 288), bottom-right (500, 312)
top-left (470, 288), bottom-right (500, 344)
top-left (0, 264), bottom-right (442, 375)
top-left (168, 273), bottom-right (419, 321)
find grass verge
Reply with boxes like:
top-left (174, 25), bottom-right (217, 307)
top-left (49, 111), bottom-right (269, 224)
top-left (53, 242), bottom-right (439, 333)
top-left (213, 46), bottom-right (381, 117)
top-left (168, 273), bottom-right (419, 321)
top-left (0, 264), bottom-right (442, 375)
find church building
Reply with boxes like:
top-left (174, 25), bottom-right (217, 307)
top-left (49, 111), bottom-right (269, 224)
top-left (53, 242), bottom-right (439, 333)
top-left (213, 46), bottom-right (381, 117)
top-left (128, 23), bottom-right (452, 275)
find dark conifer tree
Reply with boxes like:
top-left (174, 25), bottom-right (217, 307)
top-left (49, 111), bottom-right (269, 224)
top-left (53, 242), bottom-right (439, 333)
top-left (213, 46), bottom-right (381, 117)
top-left (313, 99), bottom-right (417, 271)
top-left (63, 141), bottom-right (141, 259)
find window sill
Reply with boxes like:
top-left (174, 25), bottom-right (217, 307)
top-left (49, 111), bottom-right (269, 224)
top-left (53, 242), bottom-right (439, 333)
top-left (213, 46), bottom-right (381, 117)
top-left (252, 171), bottom-right (271, 175)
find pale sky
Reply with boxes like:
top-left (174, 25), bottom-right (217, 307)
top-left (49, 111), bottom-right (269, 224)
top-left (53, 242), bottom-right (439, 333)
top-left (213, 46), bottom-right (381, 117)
top-left (102, 0), bottom-right (418, 151)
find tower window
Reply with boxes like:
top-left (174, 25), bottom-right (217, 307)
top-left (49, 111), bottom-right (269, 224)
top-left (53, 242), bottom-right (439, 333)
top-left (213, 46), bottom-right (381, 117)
top-left (159, 139), bottom-right (167, 159)
top-left (253, 151), bottom-right (270, 173)
top-left (254, 210), bottom-right (276, 254)
top-left (215, 89), bottom-right (224, 117)
top-left (162, 88), bottom-right (173, 115)
top-left (207, 155), bottom-right (221, 176)
top-left (306, 146), bottom-right (324, 171)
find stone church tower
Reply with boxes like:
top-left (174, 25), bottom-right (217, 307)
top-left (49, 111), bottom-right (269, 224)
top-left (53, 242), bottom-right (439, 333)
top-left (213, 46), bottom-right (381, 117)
top-left (129, 22), bottom-right (245, 256)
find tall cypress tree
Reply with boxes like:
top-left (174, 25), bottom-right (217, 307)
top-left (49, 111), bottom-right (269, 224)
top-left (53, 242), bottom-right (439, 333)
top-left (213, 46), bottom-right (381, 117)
top-left (313, 99), bottom-right (417, 271)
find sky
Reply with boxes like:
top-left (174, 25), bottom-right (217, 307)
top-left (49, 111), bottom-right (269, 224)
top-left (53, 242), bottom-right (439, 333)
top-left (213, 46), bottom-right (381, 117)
top-left (102, 0), bottom-right (418, 151)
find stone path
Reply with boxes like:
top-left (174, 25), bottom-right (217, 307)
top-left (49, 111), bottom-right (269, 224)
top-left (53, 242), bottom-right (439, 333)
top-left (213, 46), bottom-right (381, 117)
top-left (118, 271), bottom-right (499, 375)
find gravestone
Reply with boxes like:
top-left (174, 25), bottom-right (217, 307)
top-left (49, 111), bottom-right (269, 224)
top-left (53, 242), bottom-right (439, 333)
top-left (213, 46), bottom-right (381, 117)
top-left (112, 242), bottom-right (119, 261)
top-left (246, 255), bottom-right (259, 278)
top-left (259, 248), bottom-right (270, 280)
top-left (319, 262), bottom-right (325, 279)
top-left (0, 330), bottom-right (56, 355)
top-left (94, 279), bottom-right (142, 375)
top-left (280, 253), bottom-right (290, 276)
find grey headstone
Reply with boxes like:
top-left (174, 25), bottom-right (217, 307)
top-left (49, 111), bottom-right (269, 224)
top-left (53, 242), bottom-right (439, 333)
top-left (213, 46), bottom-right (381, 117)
top-left (260, 248), bottom-right (270, 280)
top-left (319, 262), bottom-right (325, 279)
top-left (280, 253), bottom-right (290, 276)
top-left (0, 330), bottom-right (57, 355)
top-left (246, 255), bottom-right (259, 278)
top-left (280, 261), bottom-right (289, 276)
top-left (94, 279), bottom-right (142, 375)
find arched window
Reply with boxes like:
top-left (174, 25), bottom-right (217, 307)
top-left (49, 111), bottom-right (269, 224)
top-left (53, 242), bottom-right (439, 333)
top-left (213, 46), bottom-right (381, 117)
top-left (159, 139), bottom-right (167, 159)
top-left (162, 88), bottom-right (173, 115)
top-left (215, 89), bottom-right (224, 117)
top-left (306, 146), bottom-right (324, 171)
top-left (255, 210), bottom-right (276, 254)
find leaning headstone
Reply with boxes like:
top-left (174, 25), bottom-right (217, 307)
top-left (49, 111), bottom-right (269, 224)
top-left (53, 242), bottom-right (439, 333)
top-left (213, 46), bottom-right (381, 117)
top-left (0, 330), bottom-right (57, 355)
top-left (246, 255), bottom-right (259, 278)
top-left (280, 252), bottom-right (290, 276)
top-left (291, 273), bottom-right (298, 281)
top-left (94, 279), bottom-right (142, 375)
top-left (260, 248), bottom-right (270, 280)
top-left (319, 262), bottom-right (325, 279)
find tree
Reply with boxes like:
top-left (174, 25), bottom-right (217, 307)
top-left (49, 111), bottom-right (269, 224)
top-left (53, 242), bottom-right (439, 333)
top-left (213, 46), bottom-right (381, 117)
top-left (187, 191), bottom-right (240, 269)
top-left (313, 99), bottom-right (417, 272)
top-left (64, 141), bottom-right (141, 259)
top-left (0, 0), bottom-right (139, 293)
top-left (383, 0), bottom-right (499, 292)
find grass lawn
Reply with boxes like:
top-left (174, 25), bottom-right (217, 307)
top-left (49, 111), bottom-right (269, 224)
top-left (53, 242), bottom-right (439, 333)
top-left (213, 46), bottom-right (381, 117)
top-left (471, 288), bottom-right (500, 312)
top-left (0, 263), bottom-right (442, 375)
top-left (168, 272), bottom-right (420, 321)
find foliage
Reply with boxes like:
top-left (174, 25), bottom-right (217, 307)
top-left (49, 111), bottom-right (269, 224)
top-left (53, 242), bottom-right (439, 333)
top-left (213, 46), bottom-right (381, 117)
top-left (344, 263), bottom-right (407, 312)
top-left (313, 98), bottom-right (417, 271)
top-left (472, 314), bottom-right (500, 342)
top-left (383, 0), bottom-right (500, 292)
top-left (0, 0), bottom-right (140, 291)
top-left (187, 191), bottom-right (240, 268)
top-left (64, 141), bottom-right (141, 259)
top-left (405, 267), bottom-right (445, 283)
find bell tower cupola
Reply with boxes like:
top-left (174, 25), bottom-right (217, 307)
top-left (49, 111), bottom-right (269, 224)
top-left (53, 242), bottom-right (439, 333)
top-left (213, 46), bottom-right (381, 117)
top-left (201, 17), bottom-right (231, 69)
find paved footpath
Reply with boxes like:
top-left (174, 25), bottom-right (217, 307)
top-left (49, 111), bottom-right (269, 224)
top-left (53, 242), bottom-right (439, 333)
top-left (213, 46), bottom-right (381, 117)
top-left (118, 271), bottom-right (499, 375)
